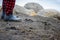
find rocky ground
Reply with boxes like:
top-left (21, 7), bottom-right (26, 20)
top-left (0, 3), bottom-right (60, 40)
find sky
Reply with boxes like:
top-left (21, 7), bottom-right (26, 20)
top-left (0, 0), bottom-right (60, 11)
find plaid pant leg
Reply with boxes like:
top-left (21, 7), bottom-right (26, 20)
top-left (2, 0), bottom-right (7, 12)
top-left (3, 0), bottom-right (16, 16)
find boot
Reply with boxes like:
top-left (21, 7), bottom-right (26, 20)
top-left (1, 11), bottom-right (22, 21)
top-left (1, 12), bottom-right (5, 19)
top-left (2, 0), bottom-right (22, 21)
top-left (4, 14), bottom-right (22, 21)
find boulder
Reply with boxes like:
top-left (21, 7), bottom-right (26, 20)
top-left (24, 2), bottom-right (43, 13)
top-left (14, 5), bottom-right (36, 16)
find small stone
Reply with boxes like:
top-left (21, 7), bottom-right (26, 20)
top-left (21, 31), bottom-right (25, 33)
top-left (25, 19), bottom-right (33, 22)
top-left (5, 27), bottom-right (17, 30)
top-left (29, 27), bottom-right (33, 29)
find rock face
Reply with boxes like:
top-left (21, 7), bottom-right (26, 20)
top-left (0, 5), bottom-right (60, 40)
top-left (37, 9), bottom-right (60, 20)
top-left (24, 3), bottom-right (43, 13)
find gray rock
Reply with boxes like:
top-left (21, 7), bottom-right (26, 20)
top-left (24, 2), bottom-right (43, 13)
top-left (0, 5), bottom-right (60, 40)
top-left (37, 9), bottom-right (60, 20)
top-left (14, 5), bottom-right (36, 16)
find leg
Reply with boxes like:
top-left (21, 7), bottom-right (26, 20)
top-left (2, 0), bottom-right (22, 21)
top-left (1, 0), bottom-right (6, 19)
top-left (5, 0), bottom-right (16, 15)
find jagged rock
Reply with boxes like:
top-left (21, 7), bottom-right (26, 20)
top-left (24, 2), bottom-right (43, 13)
top-left (37, 9), bottom-right (60, 20)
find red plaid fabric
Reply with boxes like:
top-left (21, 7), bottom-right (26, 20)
top-left (2, 0), bottom-right (16, 15)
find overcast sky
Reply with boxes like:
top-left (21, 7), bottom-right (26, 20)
top-left (0, 0), bottom-right (60, 11)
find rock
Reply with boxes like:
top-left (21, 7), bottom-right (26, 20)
top-left (5, 27), bottom-right (17, 30)
top-left (14, 5), bottom-right (36, 16)
top-left (24, 2), bottom-right (43, 13)
top-left (11, 35), bottom-right (24, 40)
top-left (0, 6), bottom-right (2, 12)
top-left (29, 27), bottom-right (33, 29)
top-left (0, 5), bottom-right (60, 40)
top-left (37, 9), bottom-right (60, 20)
top-left (24, 19), bottom-right (33, 23)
